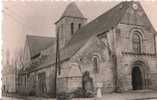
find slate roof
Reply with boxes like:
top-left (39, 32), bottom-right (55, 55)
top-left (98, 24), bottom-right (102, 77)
top-left (55, 2), bottom-right (86, 24)
top-left (26, 35), bottom-right (56, 58)
top-left (30, 1), bottom-right (132, 72)
top-left (62, 2), bottom-right (85, 18)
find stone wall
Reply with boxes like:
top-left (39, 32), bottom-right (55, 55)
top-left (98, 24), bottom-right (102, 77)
top-left (55, 17), bottom-right (87, 48)
top-left (34, 65), bottom-right (56, 97)
top-left (115, 23), bottom-right (157, 91)
top-left (58, 36), bottom-right (115, 94)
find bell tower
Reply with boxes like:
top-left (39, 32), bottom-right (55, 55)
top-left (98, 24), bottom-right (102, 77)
top-left (55, 2), bottom-right (87, 48)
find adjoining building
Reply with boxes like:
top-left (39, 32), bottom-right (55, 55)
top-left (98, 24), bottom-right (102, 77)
top-left (19, 1), bottom-right (157, 97)
top-left (18, 35), bottom-right (56, 97)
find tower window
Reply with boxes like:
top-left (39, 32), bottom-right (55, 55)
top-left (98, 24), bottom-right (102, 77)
top-left (71, 23), bottom-right (74, 35)
top-left (78, 23), bottom-right (82, 29)
top-left (132, 32), bottom-right (142, 53)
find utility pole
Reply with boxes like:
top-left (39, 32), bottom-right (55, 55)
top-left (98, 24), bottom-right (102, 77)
top-left (55, 29), bottom-right (61, 98)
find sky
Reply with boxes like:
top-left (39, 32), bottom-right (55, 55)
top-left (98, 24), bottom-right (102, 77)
top-left (2, 0), bottom-right (157, 62)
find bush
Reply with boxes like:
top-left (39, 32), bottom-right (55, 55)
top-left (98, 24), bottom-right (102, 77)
top-left (84, 91), bottom-right (95, 98)
top-left (72, 87), bottom-right (95, 98)
top-left (72, 87), bottom-right (84, 98)
top-left (57, 92), bottom-right (73, 100)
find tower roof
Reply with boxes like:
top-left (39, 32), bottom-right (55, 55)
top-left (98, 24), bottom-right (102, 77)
top-left (56, 2), bottom-right (86, 24)
top-left (62, 2), bottom-right (85, 18)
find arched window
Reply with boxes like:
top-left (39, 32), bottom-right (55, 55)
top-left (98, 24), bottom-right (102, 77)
top-left (71, 23), bottom-right (74, 35)
top-left (93, 56), bottom-right (99, 73)
top-left (132, 32), bottom-right (141, 53)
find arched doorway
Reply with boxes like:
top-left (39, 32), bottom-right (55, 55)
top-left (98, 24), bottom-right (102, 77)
top-left (132, 66), bottom-right (143, 90)
top-left (131, 60), bottom-right (151, 90)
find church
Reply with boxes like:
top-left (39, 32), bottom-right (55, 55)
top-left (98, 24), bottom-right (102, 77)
top-left (18, 1), bottom-right (157, 97)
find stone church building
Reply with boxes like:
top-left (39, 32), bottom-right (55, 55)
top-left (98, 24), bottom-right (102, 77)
top-left (18, 1), bottom-right (157, 97)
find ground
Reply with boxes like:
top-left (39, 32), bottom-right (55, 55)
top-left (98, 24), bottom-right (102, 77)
top-left (2, 90), bottom-right (157, 100)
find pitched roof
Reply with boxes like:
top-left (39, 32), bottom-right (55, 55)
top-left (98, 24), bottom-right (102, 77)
top-left (55, 2), bottom-right (86, 24)
top-left (61, 2), bottom-right (85, 19)
top-left (29, 1), bottom-right (132, 72)
top-left (26, 35), bottom-right (56, 58)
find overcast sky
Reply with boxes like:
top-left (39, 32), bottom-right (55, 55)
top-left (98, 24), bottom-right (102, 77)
top-left (2, 0), bottom-right (157, 60)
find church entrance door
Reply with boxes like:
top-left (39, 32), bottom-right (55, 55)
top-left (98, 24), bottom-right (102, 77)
top-left (132, 66), bottom-right (143, 90)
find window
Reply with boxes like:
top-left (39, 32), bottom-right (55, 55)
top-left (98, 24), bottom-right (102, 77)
top-left (78, 23), bottom-right (82, 29)
top-left (71, 23), bottom-right (74, 35)
top-left (93, 56), bottom-right (99, 73)
top-left (132, 32), bottom-right (141, 53)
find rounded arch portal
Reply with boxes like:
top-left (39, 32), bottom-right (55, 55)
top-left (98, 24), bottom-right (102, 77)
top-left (132, 66), bottom-right (143, 90)
top-left (131, 60), bottom-right (150, 90)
